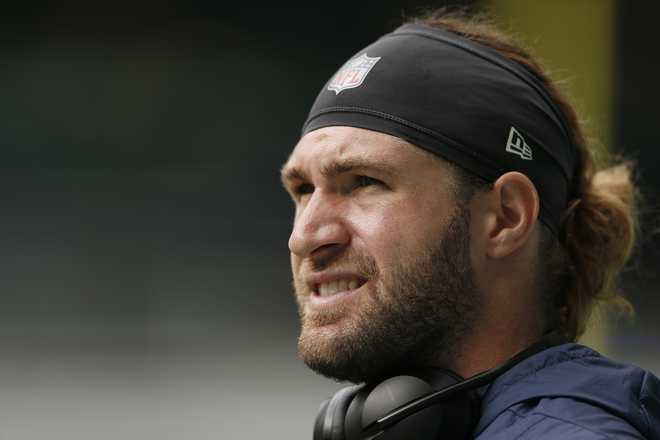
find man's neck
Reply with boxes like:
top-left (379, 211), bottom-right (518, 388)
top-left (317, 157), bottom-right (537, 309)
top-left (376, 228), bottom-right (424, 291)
top-left (448, 316), bottom-right (545, 378)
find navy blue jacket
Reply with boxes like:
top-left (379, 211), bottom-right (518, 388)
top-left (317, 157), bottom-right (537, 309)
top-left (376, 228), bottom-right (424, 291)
top-left (474, 343), bottom-right (660, 439)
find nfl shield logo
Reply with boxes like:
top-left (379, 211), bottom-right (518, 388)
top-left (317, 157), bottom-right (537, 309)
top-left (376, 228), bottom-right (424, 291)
top-left (327, 53), bottom-right (382, 95)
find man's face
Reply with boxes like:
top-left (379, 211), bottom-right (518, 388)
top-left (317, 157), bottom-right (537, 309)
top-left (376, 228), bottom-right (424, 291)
top-left (281, 126), bottom-right (481, 383)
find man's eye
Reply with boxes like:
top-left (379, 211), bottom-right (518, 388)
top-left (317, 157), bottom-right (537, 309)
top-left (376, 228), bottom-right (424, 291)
top-left (295, 183), bottom-right (314, 196)
top-left (356, 175), bottom-right (381, 187)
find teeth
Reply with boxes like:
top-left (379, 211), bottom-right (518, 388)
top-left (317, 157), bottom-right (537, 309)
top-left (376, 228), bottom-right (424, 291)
top-left (317, 279), bottom-right (362, 297)
top-left (318, 281), bottom-right (335, 297)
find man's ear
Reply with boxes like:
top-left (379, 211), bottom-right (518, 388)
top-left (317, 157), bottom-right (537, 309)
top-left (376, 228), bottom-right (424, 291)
top-left (485, 172), bottom-right (540, 259)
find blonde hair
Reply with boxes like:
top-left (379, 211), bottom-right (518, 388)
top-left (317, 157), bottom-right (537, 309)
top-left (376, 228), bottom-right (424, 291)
top-left (412, 7), bottom-right (639, 340)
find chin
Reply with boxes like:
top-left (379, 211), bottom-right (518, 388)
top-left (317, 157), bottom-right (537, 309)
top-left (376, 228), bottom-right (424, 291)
top-left (297, 323), bottom-right (400, 384)
top-left (298, 323), bottom-right (360, 381)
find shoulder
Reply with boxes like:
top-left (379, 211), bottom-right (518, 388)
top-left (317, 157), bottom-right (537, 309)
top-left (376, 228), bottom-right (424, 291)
top-left (473, 343), bottom-right (660, 440)
top-left (475, 396), bottom-right (646, 439)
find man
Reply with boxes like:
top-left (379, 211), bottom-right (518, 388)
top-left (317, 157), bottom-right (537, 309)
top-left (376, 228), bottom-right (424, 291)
top-left (280, 9), bottom-right (660, 440)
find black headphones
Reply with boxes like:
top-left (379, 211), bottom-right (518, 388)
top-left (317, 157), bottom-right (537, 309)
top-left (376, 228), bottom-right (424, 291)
top-left (313, 332), bottom-right (567, 440)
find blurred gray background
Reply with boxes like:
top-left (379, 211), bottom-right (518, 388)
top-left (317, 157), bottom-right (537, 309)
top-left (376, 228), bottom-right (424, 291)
top-left (0, 1), bottom-right (657, 439)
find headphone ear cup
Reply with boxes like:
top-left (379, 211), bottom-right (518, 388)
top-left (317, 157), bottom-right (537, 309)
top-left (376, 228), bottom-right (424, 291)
top-left (313, 399), bottom-right (330, 440)
top-left (344, 385), bottom-right (370, 440)
top-left (314, 385), bottom-right (364, 440)
top-left (343, 371), bottom-right (480, 440)
top-left (363, 375), bottom-right (445, 439)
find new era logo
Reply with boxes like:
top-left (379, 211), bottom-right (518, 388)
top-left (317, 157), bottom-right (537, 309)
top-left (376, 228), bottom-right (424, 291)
top-left (505, 127), bottom-right (533, 160)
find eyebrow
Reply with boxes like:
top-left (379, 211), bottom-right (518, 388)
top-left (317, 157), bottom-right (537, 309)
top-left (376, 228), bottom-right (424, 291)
top-left (280, 157), bottom-right (396, 187)
top-left (280, 165), bottom-right (308, 187)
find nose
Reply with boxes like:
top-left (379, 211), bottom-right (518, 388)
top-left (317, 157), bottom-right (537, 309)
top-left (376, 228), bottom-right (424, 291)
top-left (288, 191), bottom-right (350, 259)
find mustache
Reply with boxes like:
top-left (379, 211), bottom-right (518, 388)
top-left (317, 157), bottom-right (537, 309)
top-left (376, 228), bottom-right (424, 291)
top-left (297, 248), bottom-right (380, 281)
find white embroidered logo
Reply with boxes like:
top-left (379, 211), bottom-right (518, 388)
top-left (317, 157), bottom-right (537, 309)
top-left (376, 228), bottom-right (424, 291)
top-left (505, 126), bottom-right (533, 160)
top-left (327, 53), bottom-right (382, 95)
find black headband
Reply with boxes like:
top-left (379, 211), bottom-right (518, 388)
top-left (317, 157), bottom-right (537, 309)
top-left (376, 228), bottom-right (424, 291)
top-left (302, 23), bottom-right (577, 235)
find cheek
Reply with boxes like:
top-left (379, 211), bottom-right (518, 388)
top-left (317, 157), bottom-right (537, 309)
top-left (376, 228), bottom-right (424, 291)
top-left (349, 198), bottom-right (449, 266)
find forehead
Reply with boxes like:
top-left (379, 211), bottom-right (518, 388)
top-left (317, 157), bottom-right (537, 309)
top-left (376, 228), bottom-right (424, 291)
top-left (284, 126), bottom-right (445, 175)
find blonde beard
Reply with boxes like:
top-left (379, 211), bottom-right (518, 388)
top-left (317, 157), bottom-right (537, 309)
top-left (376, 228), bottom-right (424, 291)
top-left (293, 207), bottom-right (479, 383)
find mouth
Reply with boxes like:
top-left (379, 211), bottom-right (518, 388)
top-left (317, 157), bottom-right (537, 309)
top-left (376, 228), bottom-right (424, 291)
top-left (317, 278), bottom-right (365, 296)
top-left (307, 275), bottom-right (368, 310)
